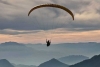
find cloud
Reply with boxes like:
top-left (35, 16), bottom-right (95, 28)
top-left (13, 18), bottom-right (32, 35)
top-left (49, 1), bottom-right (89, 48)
top-left (0, 0), bottom-right (100, 32)
top-left (0, 29), bottom-right (42, 35)
top-left (75, 0), bottom-right (100, 21)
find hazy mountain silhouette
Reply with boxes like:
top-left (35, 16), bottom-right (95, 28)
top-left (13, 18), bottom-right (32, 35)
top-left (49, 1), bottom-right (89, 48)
top-left (0, 42), bottom-right (66, 65)
top-left (58, 55), bottom-right (89, 65)
top-left (0, 42), bottom-right (25, 46)
top-left (38, 58), bottom-right (69, 67)
top-left (27, 42), bottom-right (100, 57)
top-left (13, 63), bottom-right (37, 67)
top-left (0, 42), bottom-right (100, 65)
top-left (0, 59), bottom-right (14, 67)
top-left (0, 41), bottom-right (33, 51)
top-left (70, 54), bottom-right (100, 67)
top-left (0, 41), bottom-right (38, 65)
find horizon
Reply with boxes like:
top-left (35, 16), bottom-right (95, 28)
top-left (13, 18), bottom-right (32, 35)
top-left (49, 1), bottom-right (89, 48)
top-left (0, 41), bottom-right (100, 44)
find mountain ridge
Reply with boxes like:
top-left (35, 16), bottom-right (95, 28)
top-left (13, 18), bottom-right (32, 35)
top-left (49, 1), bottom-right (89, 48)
top-left (38, 58), bottom-right (69, 67)
top-left (69, 54), bottom-right (100, 67)
top-left (0, 59), bottom-right (14, 67)
top-left (58, 55), bottom-right (89, 65)
top-left (0, 41), bottom-right (25, 46)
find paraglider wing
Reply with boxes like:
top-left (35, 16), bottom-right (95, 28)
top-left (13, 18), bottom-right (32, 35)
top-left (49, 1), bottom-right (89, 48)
top-left (28, 4), bottom-right (74, 20)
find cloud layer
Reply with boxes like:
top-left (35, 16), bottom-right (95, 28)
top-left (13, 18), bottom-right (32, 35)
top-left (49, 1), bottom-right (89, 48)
top-left (0, 0), bottom-right (100, 31)
top-left (0, 0), bottom-right (100, 43)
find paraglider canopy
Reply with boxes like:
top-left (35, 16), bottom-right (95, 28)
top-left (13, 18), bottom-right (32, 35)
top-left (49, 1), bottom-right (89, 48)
top-left (28, 4), bottom-right (74, 20)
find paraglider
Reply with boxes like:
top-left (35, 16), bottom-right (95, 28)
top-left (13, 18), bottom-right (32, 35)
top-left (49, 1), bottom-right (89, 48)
top-left (28, 4), bottom-right (74, 47)
top-left (46, 39), bottom-right (51, 47)
top-left (28, 3), bottom-right (74, 20)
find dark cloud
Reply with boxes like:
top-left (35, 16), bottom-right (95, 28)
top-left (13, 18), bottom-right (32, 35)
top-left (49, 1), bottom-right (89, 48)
top-left (0, 29), bottom-right (41, 35)
top-left (51, 0), bottom-right (90, 12)
top-left (0, 0), bottom-right (12, 5)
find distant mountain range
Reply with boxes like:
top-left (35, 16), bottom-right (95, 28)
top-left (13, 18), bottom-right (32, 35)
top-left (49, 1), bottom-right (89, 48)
top-left (58, 55), bottom-right (89, 65)
top-left (0, 41), bottom-right (35, 54)
top-left (0, 41), bottom-right (100, 65)
top-left (0, 59), bottom-right (14, 67)
top-left (1, 54), bottom-right (100, 67)
top-left (70, 54), bottom-right (100, 67)
top-left (13, 64), bottom-right (37, 67)
top-left (38, 58), bottom-right (69, 67)
top-left (38, 54), bottom-right (100, 67)
top-left (0, 59), bottom-right (37, 67)
top-left (0, 42), bottom-right (25, 46)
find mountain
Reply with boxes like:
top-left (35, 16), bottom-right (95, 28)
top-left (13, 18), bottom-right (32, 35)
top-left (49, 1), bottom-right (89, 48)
top-left (26, 42), bottom-right (100, 57)
top-left (38, 58), bottom-right (69, 67)
top-left (0, 41), bottom-right (39, 65)
top-left (0, 42), bottom-right (100, 65)
top-left (58, 55), bottom-right (89, 65)
top-left (0, 41), bottom-right (32, 51)
top-left (70, 54), bottom-right (100, 67)
top-left (0, 42), bottom-right (25, 46)
top-left (0, 59), bottom-right (14, 67)
top-left (13, 64), bottom-right (37, 67)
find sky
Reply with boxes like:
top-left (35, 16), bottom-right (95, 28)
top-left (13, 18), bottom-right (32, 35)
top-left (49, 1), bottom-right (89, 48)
top-left (0, 0), bottom-right (100, 44)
